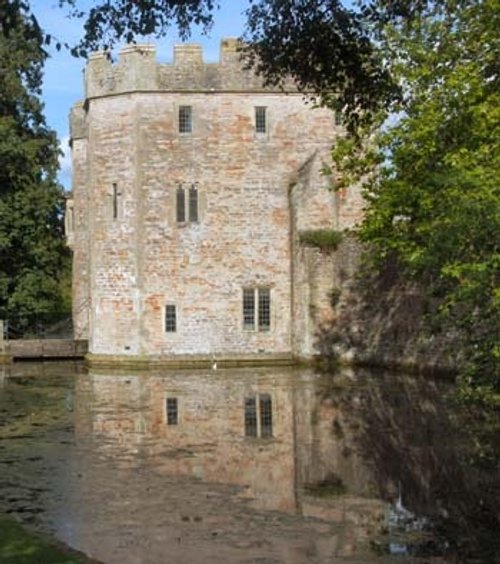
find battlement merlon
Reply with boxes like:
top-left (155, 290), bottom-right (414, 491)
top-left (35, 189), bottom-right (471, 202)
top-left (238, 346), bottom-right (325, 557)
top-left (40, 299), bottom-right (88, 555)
top-left (83, 39), bottom-right (297, 99)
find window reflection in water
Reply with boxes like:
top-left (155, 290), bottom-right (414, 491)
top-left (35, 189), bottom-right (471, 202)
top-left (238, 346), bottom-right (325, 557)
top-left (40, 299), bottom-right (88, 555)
top-left (244, 394), bottom-right (272, 438)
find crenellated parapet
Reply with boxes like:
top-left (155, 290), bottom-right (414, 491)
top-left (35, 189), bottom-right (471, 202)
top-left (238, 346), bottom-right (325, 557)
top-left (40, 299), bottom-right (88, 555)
top-left (83, 39), bottom-right (294, 99)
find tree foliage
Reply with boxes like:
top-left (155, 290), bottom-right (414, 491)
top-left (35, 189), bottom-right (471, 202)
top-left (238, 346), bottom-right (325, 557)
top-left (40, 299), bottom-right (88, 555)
top-left (52, 0), bottom-right (402, 133)
top-left (58, 0), bottom-right (218, 56)
top-left (334, 0), bottom-right (500, 398)
top-left (0, 1), bottom-right (70, 323)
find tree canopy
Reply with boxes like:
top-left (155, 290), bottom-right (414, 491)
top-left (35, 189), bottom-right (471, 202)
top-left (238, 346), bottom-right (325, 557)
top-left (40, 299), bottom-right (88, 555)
top-left (333, 0), bottom-right (500, 399)
top-left (0, 1), bottom-right (70, 327)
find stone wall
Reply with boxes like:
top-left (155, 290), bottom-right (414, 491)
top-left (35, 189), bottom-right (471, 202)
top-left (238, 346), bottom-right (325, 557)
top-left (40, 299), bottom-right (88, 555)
top-left (70, 41), bottom-right (362, 363)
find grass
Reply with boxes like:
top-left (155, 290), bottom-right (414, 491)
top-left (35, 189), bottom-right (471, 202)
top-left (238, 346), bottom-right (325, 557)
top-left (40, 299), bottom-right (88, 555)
top-left (0, 515), bottom-right (91, 564)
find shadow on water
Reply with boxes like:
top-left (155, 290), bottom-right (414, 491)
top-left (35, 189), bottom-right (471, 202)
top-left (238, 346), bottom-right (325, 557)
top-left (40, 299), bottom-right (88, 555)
top-left (0, 362), bottom-right (498, 563)
top-left (315, 368), bottom-right (500, 562)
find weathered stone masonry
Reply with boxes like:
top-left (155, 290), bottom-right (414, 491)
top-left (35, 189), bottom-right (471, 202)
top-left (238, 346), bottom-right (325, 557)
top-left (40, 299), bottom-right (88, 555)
top-left (68, 40), bottom-right (363, 366)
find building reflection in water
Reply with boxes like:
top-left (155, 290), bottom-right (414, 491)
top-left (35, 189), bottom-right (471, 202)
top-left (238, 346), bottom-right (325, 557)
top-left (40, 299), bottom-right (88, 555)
top-left (64, 364), bottom-right (500, 564)
top-left (71, 367), bottom-right (390, 563)
top-left (2, 362), bottom-right (497, 562)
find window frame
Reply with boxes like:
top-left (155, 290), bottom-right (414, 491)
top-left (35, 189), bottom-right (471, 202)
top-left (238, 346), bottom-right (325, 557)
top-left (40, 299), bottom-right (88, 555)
top-left (166, 397), bottom-right (178, 425)
top-left (176, 183), bottom-right (199, 225)
top-left (255, 106), bottom-right (267, 135)
top-left (258, 288), bottom-right (271, 331)
top-left (176, 185), bottom-right (186, 223)
top-left (244, 393), bottom-right (273, 438)
top-left (165, 304), bottom-right (177, 333)
top-left (178, 105), bottom-right (193, 134)
top-left (242, 287), bottom-right (271, 332)
top-left (188, 183), bottom-right (198, 223)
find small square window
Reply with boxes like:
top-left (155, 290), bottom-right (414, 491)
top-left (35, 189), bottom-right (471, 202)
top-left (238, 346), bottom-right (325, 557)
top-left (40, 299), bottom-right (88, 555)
top-left (255, 106), bottom-right (267, 134)
top-left (179, 105), bottom-right (192, 133)
top-left (165, 304), bottom-right (177, 332)
top-left (166, 397), bottom-right (178, 425)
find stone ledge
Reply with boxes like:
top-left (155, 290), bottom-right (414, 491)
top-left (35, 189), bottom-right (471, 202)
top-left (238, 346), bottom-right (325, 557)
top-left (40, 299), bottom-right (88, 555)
top-left (86, 352), bottom-right (295, 370)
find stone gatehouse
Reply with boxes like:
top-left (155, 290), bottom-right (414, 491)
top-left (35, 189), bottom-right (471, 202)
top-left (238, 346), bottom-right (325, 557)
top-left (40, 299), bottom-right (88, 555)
top-left (67, 40), bottom-right (363, 366)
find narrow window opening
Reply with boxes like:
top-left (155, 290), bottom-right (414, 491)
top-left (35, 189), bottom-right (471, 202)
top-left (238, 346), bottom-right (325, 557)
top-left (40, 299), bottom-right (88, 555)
top-left (243, 288), bottom-right (255, 329)
top-left (255, 106), bottom-right (267, 134)
top-left (258, 288), bottom-right (271, 331)
top-left (176, 185), bottom-right (186, 222)
top-left (260, 394), bottom-right (273, 437)
top-left (166, 397), bottom-right (178, 425)
top-left (244, 397), bottom-right (258, 437)
top-left (188, 183), bottom-right (198, 223)
top-left (179, 105), bottom-right (192, 133)
top-left (165, 304), bottom-right (177, 333)
top-left (112, 183), bottom-right (121, 220)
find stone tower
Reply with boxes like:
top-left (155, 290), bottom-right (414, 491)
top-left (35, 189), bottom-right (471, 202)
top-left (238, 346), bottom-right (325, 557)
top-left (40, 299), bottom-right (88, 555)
top-left (68, 40), bottom-right (363, 366)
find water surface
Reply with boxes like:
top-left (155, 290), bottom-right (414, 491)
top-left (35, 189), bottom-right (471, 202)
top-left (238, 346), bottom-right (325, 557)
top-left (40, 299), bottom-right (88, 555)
top-left (0, 362), bottom-right (498, 563)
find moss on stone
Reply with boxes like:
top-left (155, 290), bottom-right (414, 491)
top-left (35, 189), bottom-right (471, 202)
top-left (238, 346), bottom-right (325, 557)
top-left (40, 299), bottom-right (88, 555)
top-left (299, 229), bottom-right (343, 250)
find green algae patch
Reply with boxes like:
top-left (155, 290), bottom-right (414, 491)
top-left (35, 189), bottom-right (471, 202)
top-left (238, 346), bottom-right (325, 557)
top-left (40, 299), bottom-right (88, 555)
top-left (0, 515), bottom-right (89, 564)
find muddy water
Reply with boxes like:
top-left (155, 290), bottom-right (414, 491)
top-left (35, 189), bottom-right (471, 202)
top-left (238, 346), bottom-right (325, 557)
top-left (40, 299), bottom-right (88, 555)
top-left (0, 363), bottom-right (498, 563)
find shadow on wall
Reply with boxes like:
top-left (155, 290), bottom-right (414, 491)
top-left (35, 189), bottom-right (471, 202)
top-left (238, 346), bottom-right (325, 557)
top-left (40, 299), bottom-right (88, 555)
top-left (314, 237), bottom-right (461, 374)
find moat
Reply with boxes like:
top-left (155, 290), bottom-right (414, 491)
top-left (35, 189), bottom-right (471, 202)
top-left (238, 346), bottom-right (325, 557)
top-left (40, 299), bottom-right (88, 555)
top-left (0, 362), bottom-right (498, 563)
